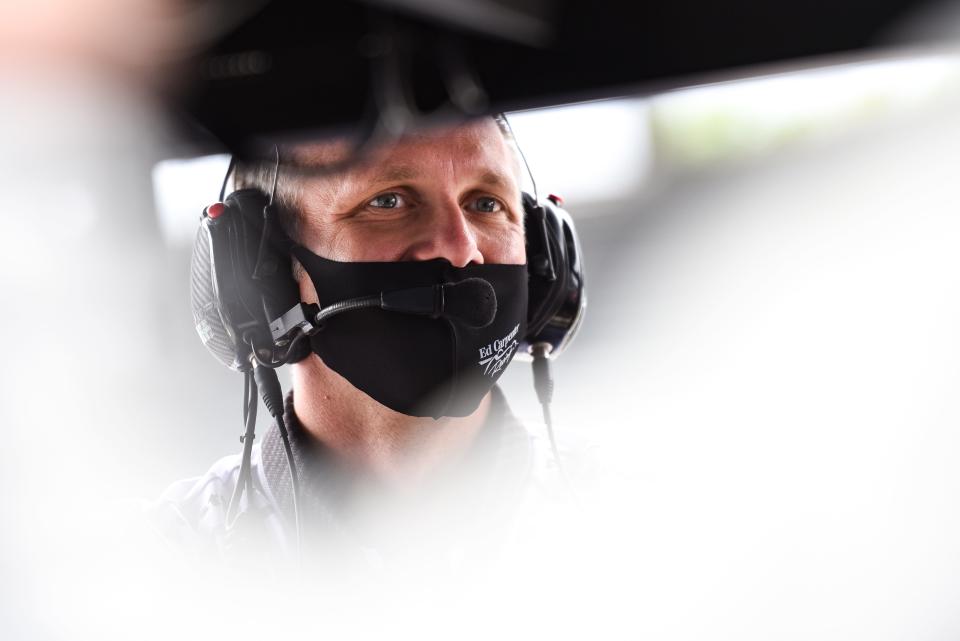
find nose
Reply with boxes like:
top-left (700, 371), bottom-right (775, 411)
top-left (404, 199), bottom-right (484, 267)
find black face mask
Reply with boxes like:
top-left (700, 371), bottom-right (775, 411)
top-left (291, 247), bottom-right (528, 419)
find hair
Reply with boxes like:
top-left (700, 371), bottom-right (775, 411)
top-left (232, 114), bottom-right (520, 244)
top-left (232, 150), bottom-right (304, 244)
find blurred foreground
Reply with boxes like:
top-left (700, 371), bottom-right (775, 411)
top-left (4, 15), bottom-right (960, 640)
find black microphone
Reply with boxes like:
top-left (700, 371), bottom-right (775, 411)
top-left (443, 277), bottom-right (498, 328)
top-left (270, 278), bottom-right (498, 344)
top-left (381, 278), bottom-right (497, 328)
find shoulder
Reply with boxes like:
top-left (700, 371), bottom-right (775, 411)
top-left (146, 452), bottom-right (242, 554)
top-left (145, 445), bottom-right (287, 558)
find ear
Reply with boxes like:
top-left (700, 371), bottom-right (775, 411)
top-left (294, 256), bottom-right (319, 306)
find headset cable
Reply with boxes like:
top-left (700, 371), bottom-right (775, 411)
top-left (530, 343), bottom-right (577, 501)
top-left (252, 363), bottom-right (303, 558)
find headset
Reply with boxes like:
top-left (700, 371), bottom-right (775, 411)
top-left (189, 147), bottom-right (587, 550)
top-left (191, 188), bottom-right (585, 374)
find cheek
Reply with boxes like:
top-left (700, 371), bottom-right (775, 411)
top-left (328, 231), bottom-right (409, 262)
top-left (305, 221), bottom-right (407, 262)
top-left (477, 224), bottom-right (526, 265)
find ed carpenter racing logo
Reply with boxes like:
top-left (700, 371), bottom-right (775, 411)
top-left (477, 323), bottom-right (520, 377)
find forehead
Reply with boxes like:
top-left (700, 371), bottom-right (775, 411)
top-left (287, 119), bottom-right (521, 193)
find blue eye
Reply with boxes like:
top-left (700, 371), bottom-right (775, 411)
top-left (473, 196), bottom-right (502, 213)
top-left (368, 193), bottom-right (402, 209)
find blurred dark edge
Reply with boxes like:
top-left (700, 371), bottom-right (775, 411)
top-left (164, 0), bottom-right (947, 156)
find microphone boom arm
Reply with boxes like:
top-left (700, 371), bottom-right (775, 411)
top-left (269, 278), bottom-right (495, 347)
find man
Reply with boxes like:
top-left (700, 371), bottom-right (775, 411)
top-left (151, 116), bottom-right (560, 569)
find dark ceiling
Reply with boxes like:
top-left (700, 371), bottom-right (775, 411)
top-left (169, 0), bottom-right (942, 153)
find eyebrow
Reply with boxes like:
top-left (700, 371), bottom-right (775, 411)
top-left (370, 166), bottom-right (421, 185)
top-left (477, 170), bottom-right (515, 190)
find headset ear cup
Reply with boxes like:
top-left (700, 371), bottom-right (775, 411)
top-left (190, 189), bottom-right (305, 370)
top-left (524, 198), bottom-right (561, 336)
top-left (522, 194), bottom-right (586, 359)
top-left (224, 189), bottom-right (303, 325)
top-left (191, 213), bottom-right (249, 370)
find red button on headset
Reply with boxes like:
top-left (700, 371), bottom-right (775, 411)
top-left (547, 193), bottom-right (564, 207)
top-left (206, 202), bottom-right (226, 219)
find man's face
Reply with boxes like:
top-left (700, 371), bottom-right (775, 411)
top-left (288, 119), bottom-right (526, 276)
